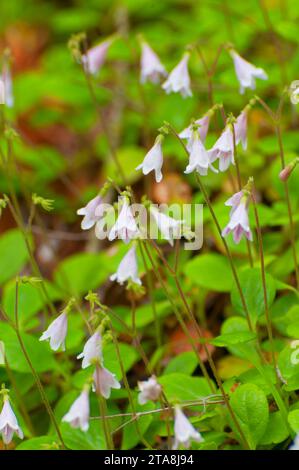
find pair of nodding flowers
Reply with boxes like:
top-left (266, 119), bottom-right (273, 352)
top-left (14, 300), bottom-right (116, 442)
top-left (136, 105), bottom-right (248, 184)
top-left (62, 331), bottom-right (120, 432)
top-left (137, 376), bottom-right (204, 449)
top-left (140, 38), bottom-right (267, 97)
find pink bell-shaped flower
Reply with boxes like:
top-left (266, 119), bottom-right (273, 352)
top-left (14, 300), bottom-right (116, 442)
top-left (222, 190), bottom-right (253, 244)
top-left (140, 41), bottom-right (167, 84)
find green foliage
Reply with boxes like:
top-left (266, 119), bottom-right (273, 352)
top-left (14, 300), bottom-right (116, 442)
top-left (0, 229), bottom-right (29, 285)
top-left (230, 384), bottom-right (269, 449)
top-left (184, 253), bottom-right (233, 292)
top-left (159, 373), bottom-right (211, 402)
top-left (231, 268), bottom-right (277, 324)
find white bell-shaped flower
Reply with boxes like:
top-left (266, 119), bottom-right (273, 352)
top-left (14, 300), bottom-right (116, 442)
top-left (110, 246), bottom-right (141, 285)
top-left (82, 38), bottom-right (112, 75)
top-left (93, 365), bottom-right (121, 399)
top-left (140, 41), bottom-right (167, 84)
top-left (150, 207), bottom-right (183, 246)
top-left (108, 198), bottom-right (139, 243)
top-left (1, 62), bottom-right (13, 107)
top-left (208, 126), bottom-right (235, 172)
top-left (162, 52), bottom-right (192, 98)
top-left (62, 388), bottom-right (90, 432)
top-left (77, 331), bottom-right (103, 369)
top-left (138, 376), bottom-right (162, 405)
top-left (179, 115), bottom-right (210, 146)
top-left (173, 406), bottom-right (203, 449)
top-left (222, 190), bottom-right (252, 244)
top-left (230, 50), bottom-right (268, 94)
top-left (77, 195), bottom-right (104, 230)
top-left (185, 131), bottom-right (217, 176)
top-left (0, 397), bottom-right (23, 445)
top-left (39, 312), bottom-right (68, 351)
top-left (234, 111), bottom-right (248, 150)
top-left (136, 135), bottom-right (164, 183)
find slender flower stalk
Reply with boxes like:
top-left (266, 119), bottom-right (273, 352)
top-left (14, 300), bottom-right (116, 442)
top-left (166, 122), bottom-right (254, 331)
top-left (250, 180), bottom-right (278, 376)
top-left (276, 122), bottom-right (299, 289)
top-left (80, 46), bottom-right (127, 184)
top-left (13, 280), bottom-right (66, 448)
top-left (166, 122), bottom-right (291, 432)
top-left (142, 241), bottom-right (250, 449)
top-left (255, 95), bottom-right (299, 289)
top-left (231, 117), bottom-right (254, 266)
top-left (195, 45), bottom-right (225, 107)
top-left (109, 321), bottom-right (153, 449)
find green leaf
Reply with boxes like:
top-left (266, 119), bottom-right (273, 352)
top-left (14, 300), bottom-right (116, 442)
top-left (105, 146), bottom-right (144, 184)
top-left (61, 421), bottom-right (106, 450)
top-left (54, 251), bottom-right (119, 296)
top-left (0, 323), bottom-right (57, 373)
top-left (288, 410), bottom-right (299, 433)
top-left (230, 384), bottom-right (269, 449)
top-left (0, 229), bottom-right (29, 284)
top-left (184, 253), bottom-right (233, 292)
top-left (122, 300), bottom-right (172, 329)
top-left (278, 344), bottom-right (299, 391)
top-left (221, 317), bottom-right (259, 362)
top-left (121, 398), bottom-right (154, 450)
top-left (259, 412), bottom-right (289, 445)
top-left (231, 268), bottom-right (276, 324)
top-left (16, 436), bottom-right (59, 450)
top-left (3, 280), bottom-right (62, 328)
top-left (271, 294), bottom-right (299, 336)
top-left (211, 332), bottom-right (256, 347)
top-left (159, 373), bottom-right (211, 402)
top-left (103, 342), bottom-right (139, 380)
top-left (164, 351), bottom-right (198, 375)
